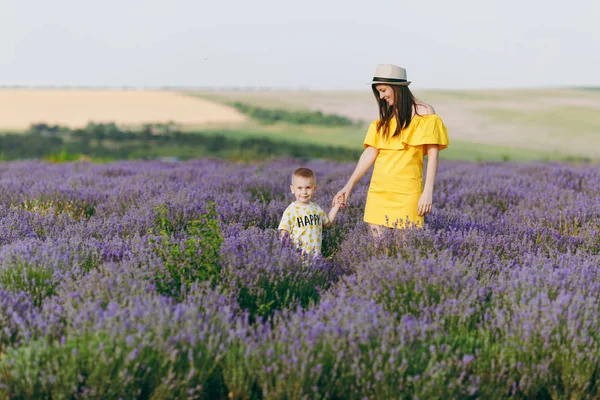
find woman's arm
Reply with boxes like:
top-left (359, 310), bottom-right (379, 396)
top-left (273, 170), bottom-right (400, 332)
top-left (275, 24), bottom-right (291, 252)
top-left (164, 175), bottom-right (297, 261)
top-left (332, 146), bottom-right (379, 207)
top-left (418, 144), bottom-right (439, 216)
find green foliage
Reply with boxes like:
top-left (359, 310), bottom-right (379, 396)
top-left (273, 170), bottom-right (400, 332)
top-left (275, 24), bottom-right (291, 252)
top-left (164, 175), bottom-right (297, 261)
top-left (232, 101), bottom-right (360, 127)
top-left (0, 331), bottom-right (229, 399)
top-left (219, 228), bottom-right (337, 323)
top-left (14, 198), bottom-right (96, 220)
top-left (235, 274), bottom-right (323, 323)
top-left (0, 263), bottom-right (57, 307)
top-left (152, 202), bottom-right (223, 300)
top-left (43, 149), bottom-right (87, 163)
top-left (29, 123), bottom-right (69, 134)
top-left (573, 86), bottom-right (600, 92)
top-left (321, 223), bottom-right (346, 259)
top-left (0, 123), bottom-right (362, 162)
top-left (2, 121), bottom-right (587, 163)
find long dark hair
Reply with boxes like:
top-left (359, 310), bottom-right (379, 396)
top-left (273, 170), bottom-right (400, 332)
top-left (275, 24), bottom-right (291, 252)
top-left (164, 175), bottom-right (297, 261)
top-left (372, 84), bottom-right (418, 141)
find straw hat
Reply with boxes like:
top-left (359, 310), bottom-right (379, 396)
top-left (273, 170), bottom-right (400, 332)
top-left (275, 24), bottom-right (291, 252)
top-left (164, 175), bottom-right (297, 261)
top-left (369, 64), bottom-right (411, 86)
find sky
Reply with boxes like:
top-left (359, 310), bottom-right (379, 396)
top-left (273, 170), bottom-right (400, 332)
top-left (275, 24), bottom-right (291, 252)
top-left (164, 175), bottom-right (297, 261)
top-left (0, 0), bottom-right (599, 90)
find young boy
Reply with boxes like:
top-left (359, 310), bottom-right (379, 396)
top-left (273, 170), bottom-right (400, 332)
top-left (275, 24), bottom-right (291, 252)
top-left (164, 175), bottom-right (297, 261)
top-left (278, 167), bottom-right (341, 256)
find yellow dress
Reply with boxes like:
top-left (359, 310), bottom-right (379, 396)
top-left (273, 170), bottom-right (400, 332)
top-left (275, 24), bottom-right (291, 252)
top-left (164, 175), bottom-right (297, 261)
top-left (363, 114), bottom-right (449, 228)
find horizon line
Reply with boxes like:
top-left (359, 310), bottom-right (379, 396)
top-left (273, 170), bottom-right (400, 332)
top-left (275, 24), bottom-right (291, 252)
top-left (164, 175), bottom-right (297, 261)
top-left (0, 84), bottom-right (598, 92)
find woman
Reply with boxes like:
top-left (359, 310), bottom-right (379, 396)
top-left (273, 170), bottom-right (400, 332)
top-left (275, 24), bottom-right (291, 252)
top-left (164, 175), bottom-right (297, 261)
top-left (333, 64), bottom-right (449, 236)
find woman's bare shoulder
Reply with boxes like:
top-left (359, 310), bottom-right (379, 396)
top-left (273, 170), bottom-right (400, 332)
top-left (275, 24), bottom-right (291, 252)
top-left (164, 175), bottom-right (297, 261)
top-left (414, 102), bottom-right (436, 116)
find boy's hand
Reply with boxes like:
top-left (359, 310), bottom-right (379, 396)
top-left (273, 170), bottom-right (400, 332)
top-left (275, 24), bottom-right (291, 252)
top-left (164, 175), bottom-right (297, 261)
top-left (333, 185), bottom-right (352, 208)
top-left (333, 193), bottom-right (345, 208)
top-left (279, 229), bottom-right (290, 241)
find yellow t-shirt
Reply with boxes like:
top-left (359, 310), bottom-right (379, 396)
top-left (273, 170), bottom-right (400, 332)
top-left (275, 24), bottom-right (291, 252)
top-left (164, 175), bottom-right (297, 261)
top-left (278, 201), bottom-right (329, 255)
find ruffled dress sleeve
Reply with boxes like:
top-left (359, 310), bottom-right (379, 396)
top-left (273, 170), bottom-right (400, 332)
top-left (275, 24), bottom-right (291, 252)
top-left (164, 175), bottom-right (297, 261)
top-left (366, 115), bottom-right (449, 151)
top-left (401, 114), bottom-right (449, 151)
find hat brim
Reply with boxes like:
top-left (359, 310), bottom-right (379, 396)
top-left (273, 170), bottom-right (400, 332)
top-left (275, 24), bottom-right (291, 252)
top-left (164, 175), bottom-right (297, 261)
top-left (368, 81), bottom-right (411, 86)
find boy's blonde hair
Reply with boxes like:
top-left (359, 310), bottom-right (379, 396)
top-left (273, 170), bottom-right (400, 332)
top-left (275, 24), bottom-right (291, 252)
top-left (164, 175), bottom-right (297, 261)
top-left (292, 167), bottom-right (316, 183)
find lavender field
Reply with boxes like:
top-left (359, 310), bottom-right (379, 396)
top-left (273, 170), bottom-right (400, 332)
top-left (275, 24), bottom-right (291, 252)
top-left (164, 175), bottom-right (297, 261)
top-left (0, 157), bottom-right (599, 399)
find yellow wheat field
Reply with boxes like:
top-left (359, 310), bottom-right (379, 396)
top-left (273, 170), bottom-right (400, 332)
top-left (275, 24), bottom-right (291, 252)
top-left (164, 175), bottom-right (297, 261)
top-left (0, 89), bottom-right (247, 130)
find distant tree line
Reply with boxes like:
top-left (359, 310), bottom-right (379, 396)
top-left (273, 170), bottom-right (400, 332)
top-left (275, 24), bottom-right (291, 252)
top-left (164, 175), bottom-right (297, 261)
top-left (231, 102), bottom-right (362, 127)
top-left (0, 123), bottom-right (362, 162)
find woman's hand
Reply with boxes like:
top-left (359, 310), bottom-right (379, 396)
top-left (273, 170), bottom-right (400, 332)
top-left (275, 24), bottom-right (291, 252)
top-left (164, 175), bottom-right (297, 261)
top-left (417, 190), bottom-right (433, 216)
top-left (333, 185), bottom-right (353, 208)
top-left (332, 146), bottom-right (378, 209)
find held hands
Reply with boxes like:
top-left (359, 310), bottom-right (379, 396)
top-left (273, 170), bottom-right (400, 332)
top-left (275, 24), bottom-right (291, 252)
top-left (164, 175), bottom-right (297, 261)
top-left (332, 185), bottom-right (352, 208)
top-left (331, 193), bottom-right (344, 209)
top-left (417, 190), bottom-right (433, 217)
